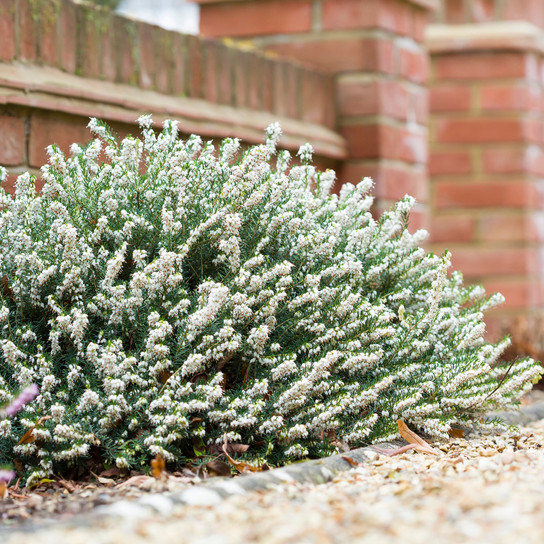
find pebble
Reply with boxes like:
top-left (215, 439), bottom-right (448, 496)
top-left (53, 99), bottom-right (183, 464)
top-left (5, 418), bottom-right (544, 543)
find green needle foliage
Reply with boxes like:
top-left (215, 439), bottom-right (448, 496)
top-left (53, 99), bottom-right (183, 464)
top-left (0, 117), bottom-right (541, 485)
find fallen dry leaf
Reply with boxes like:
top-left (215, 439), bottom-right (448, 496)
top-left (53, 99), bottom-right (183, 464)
top-left (0, 275), bottom-right (14, 301)
top-left (99, 467), bottom-right (124, 479)
top-left (222, 435), bottom-right (264, 473)
top-left (159, 370), bottom-right (173, 384)
top-left (91, 471), bottom-right (115, 487)
top-left (341, 456), bottom-right (361, 467)
top-left (17, 416), bottom-right (51, 446)
top-left (206, 460), bottom-right (232, 477)
top-left (151, 454), bottom-right (166, 479)
top-left (448, 427), bottom-right (465, 439)
top-left (397, 420), bottom-right (440, 455)
top-left (58, 479), bottom-right (77, 493)
top-left (0, 482), bottom-right (7, 499)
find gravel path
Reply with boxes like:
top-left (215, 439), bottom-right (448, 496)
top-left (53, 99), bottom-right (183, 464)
top-left (4, 401), bottom-right (544, 544)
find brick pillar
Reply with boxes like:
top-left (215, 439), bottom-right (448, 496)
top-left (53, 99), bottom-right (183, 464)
top-left (427, 22), bottom-right (544, 336)
top-left (192, 0), bottom-right (437, 230)
top-left (434, 0), bottom-right (544, 28)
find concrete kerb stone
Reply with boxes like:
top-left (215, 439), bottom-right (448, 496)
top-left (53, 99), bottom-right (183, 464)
top-left (86, 401), bottom-right (544, 518)
top-left (4, 401), bottom-right (544, 533)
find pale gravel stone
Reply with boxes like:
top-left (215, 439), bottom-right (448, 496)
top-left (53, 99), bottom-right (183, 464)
top-left (269, 469), bottom-right (296, 483)
top-left (94, 500), bottom-right (151, 520)
top-left (5, 404), bottom-right (544, 543)
top-left (207, 480), bottom-right (247, 496)
top-left (137, 494), bottom-right (174, 516)
top-left (176, 487), bottom-right (223, 506)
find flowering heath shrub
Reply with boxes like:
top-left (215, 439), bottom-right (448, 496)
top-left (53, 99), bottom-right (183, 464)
top-left (0, 117), bottom-right (541, 485)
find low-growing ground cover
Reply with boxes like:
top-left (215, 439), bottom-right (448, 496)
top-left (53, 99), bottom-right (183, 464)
top-left (0, 117), bottom-right (541, 486)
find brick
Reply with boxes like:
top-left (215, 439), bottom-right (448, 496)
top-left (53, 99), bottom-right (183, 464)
top-left (435, 181), bottom-right (537, 209)
top-left (450, 247), bottom-right (537, 277)
top-left (470, 0), bottom-right (495, 22)
top-left (337, 78), bottom-right (415, 120)
top-left (483, 280), bottom-right (541, 309)
top-left (398, 45), bottom-right (428, 84)
top-left (155, 31), bottom-right (175, 94)
top-left (200, 0), bottom-right (312, 37)
top-left (479, 85), bottom-right (540, 111)
top-left (18, 0), bottom-right (38, 62)
top-left (503, 0), bottom-right (544, 27)
top-left (188, 36), bottom-right (204, 98)
top-left (171, 33), bottom-right (189, 95)
top-left (114, 16), bottom-right (138, 85)
top-left (37, 1), bottom-right (60, 66)
top-left (265, 38), bottom-right (395, 74)
top-left (273, 62), bottom-right (290, 118)
top-left (322, 0), bottom-right (413, 36)
top-left (301, 71), bottom-right (322, 125)
top-left (434, 118), bottom-right (529, 144)
top-left (0, 115), bottom-right (25, 166)
top-left (430, 86), bottom-right (472, 112)
top-left (323, 76), bottom-right (336, 129)
top-left (1, 174), bottom-right (44, 196)
top-left (525, 145), bottom-right (544, 175)
top-left (378, 0), bottom-right (414, 36)
top-left (261, 59), bottom-right (275, 112)
top-left (429, 151), bottom-right (472, 176)
top-left (234, 50), bottom-right (250, 108)
top-left (405, 208), bottom-right (429, 232)
top-left (478, 214), bottom-right (539, 243)
top-left (481, 148), bottom-right (527, 174)
top-left (340, 162), bottom-right (428, 202)
top-left (444, 0), bottom-right (467, 23)
top-left (371, 201), bottom-right (429, 231)
top-left (299, 70), bottom-right (316, 123)
top-left (216, 45), bottom-right (235, 105)
top-left (375, 166), bottom-right (429, 203)
top-left (410, 87), bottom-right (428, 124)
top-left (76, 5), bottom-right (101, 79)
top-left (285, 64), bottom-right (302, 119)
top-left (248, 54), bottom-right (262, 111)
top-left (138, 23), bottom-right (155, 90)
top-left (29, 113), bottom-right (91, 168)
top-left (1, 173), bottom-right (17, 195)
top-left (430, 215), bottom-right (475, 243)
top-left (337, 79), bottom-right (380, 117)
top-left (59, 0), bottom-right (77, 73)
top-left (434, 52), bottom-right (529, 80)
top-left (378, 80), bottom-right (412, 121)
top-left (412, 9), bottom-right (427, 43)
top-left (341, 124), bottom-right (427, 164)
top-left (100, 24), bottom-right (117, 82)
top-left (0, 0), bottom-right (16, 62)
top-left (524, 118), bottom-right (540, 145)
top-left (313, 75), bottom-right (331, 127)
top-left (204, 42), bottom-right (220, 104)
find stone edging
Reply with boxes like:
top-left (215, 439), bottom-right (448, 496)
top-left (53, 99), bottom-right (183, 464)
top-left (4, 402), bottom-right (544, 533)
top-left (95, 401), bottom-right (544, 513)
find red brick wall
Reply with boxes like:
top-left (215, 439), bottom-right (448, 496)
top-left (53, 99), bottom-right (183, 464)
top-left (0, 0), bottom-right (342, 191)
top-left (195, 0), bottom-right (435, 231)
top-left (427, 22), bottom-right (544, 336)
top-left (435, 0), bottom-right (544, 27)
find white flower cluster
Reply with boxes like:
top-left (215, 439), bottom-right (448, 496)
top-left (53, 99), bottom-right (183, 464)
top-left (0, 117), bottom-right (541, 484)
